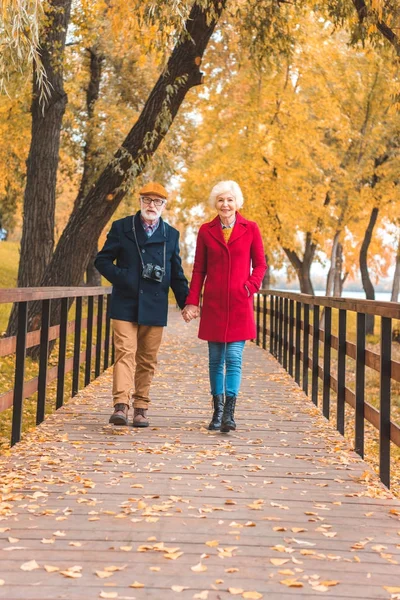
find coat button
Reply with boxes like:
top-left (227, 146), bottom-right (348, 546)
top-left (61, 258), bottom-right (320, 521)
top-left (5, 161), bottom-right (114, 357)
top-left (140, 289), bottom-right (143, 294)
top-left (142, 249), bottom-right (145, 253)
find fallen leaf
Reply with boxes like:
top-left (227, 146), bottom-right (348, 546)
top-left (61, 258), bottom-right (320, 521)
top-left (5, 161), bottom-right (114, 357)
top-left (242, 593), bottom-right (263, 599)
top-left (44, 565), bottom-right (59, 573)
top-left (191, 562), bottom-right (207, 572)
top-left (130, 581), bottom-right (144, 588)
top-left (99, 593), bottom-right (118, 599)
top-left (0, 580), bottom-right (5, 585)
top-left (193, 592), bottom-right (209, 599)
top-left (95, 571), bottom-right (114, 579)
top-left (20, 560), bottom-right (40, 571)
top-left (149, 567), bottom-right (160, 572)
top-left (227, 589), bottom-right (244, 595)
top-left (8, 537), bottom-right (19, 543)
top-left (270, 558), bottom-right (289, 566)
top-left (280, 579), bottom-right (303, 588)
top-left (319, 581), bottom-right (339, 587)
top-left (164, 551), bottom-right (184, 560)
top-left (205, 540), bottom-right (219, 547)
top-left (119, 546), bottom-right (132, 552)
top-left (383, 587), bottom-right (400, 593)
top-left (171, 585), bottom-right (188, 592)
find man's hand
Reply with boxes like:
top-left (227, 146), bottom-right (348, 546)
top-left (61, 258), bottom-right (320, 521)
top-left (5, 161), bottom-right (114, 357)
top-left (182, 305), bottom-right (200, 322)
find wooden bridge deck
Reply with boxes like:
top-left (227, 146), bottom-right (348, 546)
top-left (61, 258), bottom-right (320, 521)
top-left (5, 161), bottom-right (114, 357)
top-left (1, 308), bottom-right (400, 600)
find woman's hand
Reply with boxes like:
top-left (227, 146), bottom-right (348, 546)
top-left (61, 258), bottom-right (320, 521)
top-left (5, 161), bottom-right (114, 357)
top-left (182, 305), bottom-right (200, 322)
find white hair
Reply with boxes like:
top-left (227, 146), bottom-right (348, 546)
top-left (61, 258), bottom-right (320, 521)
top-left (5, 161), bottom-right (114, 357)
top-left (208, 180), bottom-right (244, 209)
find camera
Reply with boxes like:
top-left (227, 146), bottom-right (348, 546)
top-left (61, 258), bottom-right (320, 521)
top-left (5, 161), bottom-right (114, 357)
top-left (142, 263), bottom-right (164, 283)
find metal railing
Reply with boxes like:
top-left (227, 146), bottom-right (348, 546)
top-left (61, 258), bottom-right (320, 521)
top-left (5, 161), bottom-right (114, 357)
top-left (254, 291), bottom-right (400, 488)
top-left (0, 287), bottom-right (113, 446)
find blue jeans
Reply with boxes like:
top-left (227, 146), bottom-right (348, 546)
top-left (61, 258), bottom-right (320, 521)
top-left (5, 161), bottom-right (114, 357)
top-left (208, 341), bottom-right (245, 397)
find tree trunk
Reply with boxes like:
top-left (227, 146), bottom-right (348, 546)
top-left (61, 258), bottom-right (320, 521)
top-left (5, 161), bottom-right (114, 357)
top-left (7, 0), bottom-right (72, 336)
top-left (325, 231), bottom-right (340, 297)
top-left (359, 206), bottom-right (379, 334)
top-left (73, 46), bottom-right (105, 284)
top-left (25, 0), bottom-right (226, 329)
top-left (262, 253), bottom-right (270, 289)
top-left (391, 236), bottom-right (400, 302)
top-left (333, 242), bottom-right (346, 297)
top-left (283, 231), bottom-right (316, 294)
top-left (86, 243), bottom-right (102, 286)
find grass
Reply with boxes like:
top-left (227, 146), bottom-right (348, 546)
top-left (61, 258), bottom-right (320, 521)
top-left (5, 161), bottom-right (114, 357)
top-left (0, 241), bottom-right (19, 334)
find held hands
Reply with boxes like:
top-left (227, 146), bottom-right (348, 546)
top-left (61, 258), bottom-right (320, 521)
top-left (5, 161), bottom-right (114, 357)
top-left (182, 304), bottom-right (200, 323)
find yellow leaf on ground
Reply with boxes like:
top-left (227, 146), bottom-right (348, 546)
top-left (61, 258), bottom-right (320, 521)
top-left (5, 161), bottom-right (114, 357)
top-left (171, 585), bottom-right (188, 592)
top-left (44, 565), bottom-right (59, 573)
top-left (95, 571), bottom-right (113, 579)
top-left (149, 567), bottom-right (160, 571)
top-left (205, 540), bottom-right (219, 547)
top-left (99, 593), bottom-right (118, 599)
top-left (319, 581), bottom-right (339, 587)
top-left (280, 579), bottom-right (303, 588)
top-left (119, 546), bottom-right (132, 551)
top-left (164, 551), bottom-right (184, 560)
top-left (0, 580), bottom-right (4, 586)
top-left (20, 560), bottom-right (40, 571)
top-left (129, 581), bottom-right (144, 588)
top-left (193, 592), bottom-right (209, 599)
top-left (270, 558), bottom-right (289, 566)
top-left (191, 562), bottom-right (207, 572)
top-left (227, 589), bottom-right (244, 595)
top-left (242, 593), bottom-right (263, 599)
top-left (384, 587), bottom-right (400, 593)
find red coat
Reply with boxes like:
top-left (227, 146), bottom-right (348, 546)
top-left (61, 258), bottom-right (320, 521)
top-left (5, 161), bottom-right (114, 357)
top-left (186, 212), bottom-right (267, 342)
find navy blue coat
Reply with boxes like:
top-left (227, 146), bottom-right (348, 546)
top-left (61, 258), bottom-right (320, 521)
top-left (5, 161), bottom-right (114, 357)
top-left (95, 212), bottom-right (189, 326)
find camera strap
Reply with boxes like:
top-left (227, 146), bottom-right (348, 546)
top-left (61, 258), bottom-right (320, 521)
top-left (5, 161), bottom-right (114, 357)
top-left (132, 216), bottom-right (166, 274)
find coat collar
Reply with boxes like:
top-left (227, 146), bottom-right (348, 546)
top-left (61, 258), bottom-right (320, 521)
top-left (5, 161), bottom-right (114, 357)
top-left (208, 211), bottom-right (248, 246)
top-left (123, 211), bottom-right (168, 245)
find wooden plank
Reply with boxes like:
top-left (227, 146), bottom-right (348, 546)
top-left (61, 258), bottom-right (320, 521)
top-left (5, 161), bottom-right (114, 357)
top-left (0, 287), bottom-right (111, 303)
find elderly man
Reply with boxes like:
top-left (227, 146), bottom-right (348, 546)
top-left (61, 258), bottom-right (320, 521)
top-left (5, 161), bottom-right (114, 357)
top-left (95, 182), bottom-right (189, 427)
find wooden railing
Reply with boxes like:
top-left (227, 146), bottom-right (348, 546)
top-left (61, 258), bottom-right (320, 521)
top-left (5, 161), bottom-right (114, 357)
top-left (0, 287), bottom-right (113, 446)
top-left (254, 291), bottom-right (400, 488)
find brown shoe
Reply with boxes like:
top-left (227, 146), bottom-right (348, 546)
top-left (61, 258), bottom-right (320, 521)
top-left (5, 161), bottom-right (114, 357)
top-left (133, 407), bottom-right (149, 428)
top-left (109, 403), bottom-right (129, 426)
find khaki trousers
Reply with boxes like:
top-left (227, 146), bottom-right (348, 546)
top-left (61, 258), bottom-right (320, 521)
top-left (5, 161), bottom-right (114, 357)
top-left (112, 319), bottom-right (163, 409)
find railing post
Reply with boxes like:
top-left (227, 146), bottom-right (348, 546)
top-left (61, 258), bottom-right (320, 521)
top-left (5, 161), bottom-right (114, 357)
top-left (95, 294), bottom-right (104, 377)
top-left (85, 295), bottom-right (94, 386)
top-left (269, 294), bottom-right (274, 353)
top-left (11, 301), bottom-right (28, 446)
top-left (322, 306), bottom-right (332, 419)
top-left (56, 297), bottom-right (69, 409)
top-left (311, 304), bottom-right (319, 406)
top-left (379, 316), bottom-right (391, 487)
top-left (274, 296), bottom-right (279, 358)
top-left (288, 299), bottom-right (294, 376)
top-left (336, 309), bottom-right (347, 435)
top-left (302, 303), bottom-right (309, 395)
top-left (295, 301), bottom-right (301, 385)
top-left (262, 294), bottom-right (267, 350)
top-left (36, 299), bottom-right (51, 425)
top-left (355, 312), bottom-right (365, 457)
top-left (256, 294), bottom-right (261, 346)
top-left (104, 294), bottom-right (111, 371)
top-left (283, 297), bottom-right (288, 370)
top-left (72, 297), bottom-right (82, 397)
top-left (278, 296), bottom-right (283, 363)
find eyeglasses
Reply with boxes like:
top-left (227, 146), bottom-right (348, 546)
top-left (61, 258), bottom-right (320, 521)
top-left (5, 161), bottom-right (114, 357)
top-left (140, 196), bottom-right (165, 207)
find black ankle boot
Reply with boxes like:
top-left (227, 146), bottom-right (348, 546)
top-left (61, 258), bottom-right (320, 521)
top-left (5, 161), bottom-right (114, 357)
top-left (220, 395), bottom-right (237, 432)
top-left (208, 394), bottom-right (224, 430)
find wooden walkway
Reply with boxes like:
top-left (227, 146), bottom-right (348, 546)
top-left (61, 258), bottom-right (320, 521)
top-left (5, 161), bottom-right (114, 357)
top-left (1, 308), bottom-right (400, 600)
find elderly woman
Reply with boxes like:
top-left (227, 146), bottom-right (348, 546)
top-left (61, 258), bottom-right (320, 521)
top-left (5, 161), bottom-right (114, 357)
top-left (183, 181), bottom-right (267, 432)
